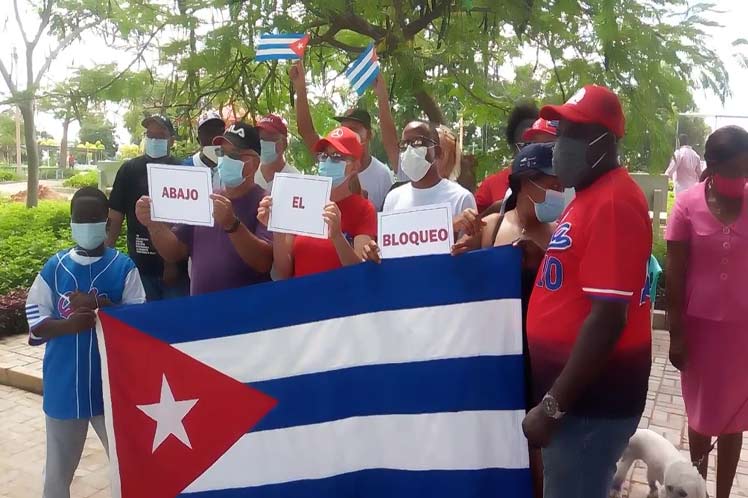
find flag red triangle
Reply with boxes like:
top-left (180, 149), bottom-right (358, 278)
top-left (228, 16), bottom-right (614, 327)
top-left (99, 312), bottom-right (277, 498)
top-left (290, 34), bottom-right (310, 58)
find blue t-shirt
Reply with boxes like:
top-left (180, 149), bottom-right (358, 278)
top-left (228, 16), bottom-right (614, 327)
top-left (26, 248), bottom-right (145, 419)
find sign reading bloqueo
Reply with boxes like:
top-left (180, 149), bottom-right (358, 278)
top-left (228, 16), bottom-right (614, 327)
top-left (378, 203), bottom-right (454, 259)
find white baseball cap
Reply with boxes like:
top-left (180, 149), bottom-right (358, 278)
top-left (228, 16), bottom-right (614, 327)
top-left (197, 110), bottom-right (224, 130)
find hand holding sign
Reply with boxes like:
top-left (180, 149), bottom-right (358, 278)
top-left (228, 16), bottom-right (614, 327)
top-left (135, 196), bottom-right (154, 227)
top-left (257, 196), bottom-right (272, 227)
top-left (210, 193), bottom-right (236, 230)
top-left (267, 173), bottom-right (332, 239)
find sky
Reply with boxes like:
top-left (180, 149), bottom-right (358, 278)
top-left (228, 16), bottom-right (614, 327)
top-left (0, 0), bottom-right (747, 145)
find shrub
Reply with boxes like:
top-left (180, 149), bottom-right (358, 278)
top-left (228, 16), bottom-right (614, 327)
top-left (0, 170), bottom-right (18, 182)
top-left (0, 288), bottom-right (28, 336)
top-left (63, 170), bottom-right (99, 188)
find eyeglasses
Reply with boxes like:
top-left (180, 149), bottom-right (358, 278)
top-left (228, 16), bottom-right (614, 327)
top-left (316, 152), bottom-right (348, 162)
top-left (398, 137), bottom-right (439, 151)
top-left (216, 147), bottom-right (259, 162)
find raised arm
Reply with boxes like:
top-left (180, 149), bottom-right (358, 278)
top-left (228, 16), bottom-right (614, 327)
top-left (373, 74), bottom-right (400, 172)
top-left (290, 60), bottom-right (321, 152)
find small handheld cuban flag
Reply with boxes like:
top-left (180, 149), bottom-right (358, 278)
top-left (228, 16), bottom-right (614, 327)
top-left (256, 33), bottom-right (310, 61)
top-left (345, 43), bottom-right (380, 96)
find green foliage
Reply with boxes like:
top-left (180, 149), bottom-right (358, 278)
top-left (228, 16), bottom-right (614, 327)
top-left (0, 169), bottom-right (18, 182)
top-left (172, 141), bottom-right (198, 163)
top-left (79, 113), bottom-right (117, 156)
top-left (63, 171), bottom-right (99, 188)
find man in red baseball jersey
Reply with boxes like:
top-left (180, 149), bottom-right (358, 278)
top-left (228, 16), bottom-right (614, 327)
top-left (522, 85), bottom-right (652, 498)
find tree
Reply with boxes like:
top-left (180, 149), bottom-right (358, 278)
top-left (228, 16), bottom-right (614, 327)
top-left (78, 113), bottom-right (116, 157)
top-left (0, 110), bottom-right (23, 165)
top-left (127, 0), bottom-right (728, 176)
top-left (0, 0), bottom-right (173, 207)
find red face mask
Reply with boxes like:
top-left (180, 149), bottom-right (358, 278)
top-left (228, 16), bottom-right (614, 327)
top-left (712, 174), bottom-right (747, 199)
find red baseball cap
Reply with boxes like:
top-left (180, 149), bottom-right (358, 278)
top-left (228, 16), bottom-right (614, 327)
top-left (522, 118), bottom-right (559, 142)
top-left (256, 114), bottom-right (288, 136)
top-left (313, 127), bottom-right (364, 160)
top-left (540, 85), bottom-right (625, 138)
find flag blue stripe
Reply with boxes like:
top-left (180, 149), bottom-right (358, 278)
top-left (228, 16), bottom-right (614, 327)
top-left (180, 468), bottom-right (532, 498)
top-left (256, 43), bottom-right (299, 50)
top-left (256, 54), bottom-right (300, 61)
top-left (353, 65), bottom-right (380, 95)
top-left (249, 355), bottom-right (526, 432)
top-left (345, 44), bottom-right (375, 77)
top-left (260, 33), bottom-right (304, 40)
top-left (105, 248), bottom-right (521, 345)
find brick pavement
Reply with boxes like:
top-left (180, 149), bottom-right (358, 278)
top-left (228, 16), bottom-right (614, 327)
top-left (2, 330), bottom-right (748, 497)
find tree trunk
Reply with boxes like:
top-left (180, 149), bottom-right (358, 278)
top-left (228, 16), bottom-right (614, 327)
top-left (19, 101), bottom-right (40, 208)
top-left (59, 115), bottom-right (71, 170)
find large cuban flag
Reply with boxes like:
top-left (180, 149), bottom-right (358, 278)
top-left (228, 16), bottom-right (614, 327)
top-left (97, 247), bottom-right (531, 498)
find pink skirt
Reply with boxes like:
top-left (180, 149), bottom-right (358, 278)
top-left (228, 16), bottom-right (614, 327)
top-left (682, 316), bottom-right (748, 435)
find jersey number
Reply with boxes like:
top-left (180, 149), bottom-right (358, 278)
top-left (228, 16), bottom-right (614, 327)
top-left (537, 256), bottom-right (564, 292)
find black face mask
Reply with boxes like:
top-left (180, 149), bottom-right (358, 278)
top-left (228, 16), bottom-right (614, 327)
top-left (552, 132), bottom-right (610, 188)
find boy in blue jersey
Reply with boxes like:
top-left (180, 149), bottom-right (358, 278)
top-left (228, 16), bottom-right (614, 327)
top-left (25, 187), bottom-right (146, 498)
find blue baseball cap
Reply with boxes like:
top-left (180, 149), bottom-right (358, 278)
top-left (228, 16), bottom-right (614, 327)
top-left (511, 142), bottom-right (555, 177)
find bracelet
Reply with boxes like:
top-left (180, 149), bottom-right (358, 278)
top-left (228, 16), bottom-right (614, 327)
top-left (224, 217), bottom-right (241, 234)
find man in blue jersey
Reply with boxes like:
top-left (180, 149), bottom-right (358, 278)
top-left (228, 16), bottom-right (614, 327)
top-left (25, 187), bottom-right (146, 498)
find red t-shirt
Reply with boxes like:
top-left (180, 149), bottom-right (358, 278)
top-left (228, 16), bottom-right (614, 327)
top-left (475, 169), bottom-right (510, 213)
top-left (526, 168), bottom-right (653, 417)
top-left (293, 194), bottom-right (377, 277)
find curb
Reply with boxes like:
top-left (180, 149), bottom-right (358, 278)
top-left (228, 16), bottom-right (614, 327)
top-left (0, 365), bottom-right (42, 395)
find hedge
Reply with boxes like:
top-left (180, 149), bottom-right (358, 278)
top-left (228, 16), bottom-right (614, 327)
top-left (63, 170), bottom-right (99, 188)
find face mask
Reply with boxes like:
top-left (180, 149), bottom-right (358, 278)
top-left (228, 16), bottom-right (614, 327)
top-left (201, 145), bottom-right (219, 165)
top-left (217, 156), bottom-right (246, 188)
top-left (145, 138), bottom-right (168, 159)
top-left (318, 158), bottom-right (347, 186)
top-left (71, 222), bottom-right (107, 251)
top-left (529, 180), bottom-right (567, 223)
top-left (712, 174), bottom-right (746, 199)
top-left (562, 187), bottom-right (576, 206)
top-left (400, 145), bottom-right (433, 182)
top-left (552, 133), bottom-right (608, 188)
top-left (260, 140), bottom-right (279, 164)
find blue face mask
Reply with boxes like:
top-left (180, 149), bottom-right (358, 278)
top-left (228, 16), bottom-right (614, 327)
top-left (260, 140), bottom-right (279, 164)
top-left (318, 158), bottom-right (347, 186)
top-left (529, 180), bottom-right (567, 223)
top-left (217, 156), bottom-right (247, 188)
top-left (70, 222), bottom-right (107, 251)
top-left (144, 138), bottom-right (169, 159)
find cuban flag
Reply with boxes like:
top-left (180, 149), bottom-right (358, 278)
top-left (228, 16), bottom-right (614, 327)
top-left (255, 33), bottom-right (310, 61)
top-left (345, 43), bottom-right (380, 96)
top-left (97, 248), bottom-right (531, 497)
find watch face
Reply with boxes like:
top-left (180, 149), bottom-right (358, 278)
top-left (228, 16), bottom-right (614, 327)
top-left (542, 396), bottom-right (558, 416)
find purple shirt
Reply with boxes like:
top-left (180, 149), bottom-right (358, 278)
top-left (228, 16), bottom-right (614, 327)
top-left (175, 185), bottom-right (272, 295)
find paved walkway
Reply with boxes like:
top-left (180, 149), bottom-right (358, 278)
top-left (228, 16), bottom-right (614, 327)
top-left (2, 330), bottom-right (748, 497)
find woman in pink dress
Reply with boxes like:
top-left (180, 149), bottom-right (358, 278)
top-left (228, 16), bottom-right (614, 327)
top-left (666, 125), bottom-right (748, 498)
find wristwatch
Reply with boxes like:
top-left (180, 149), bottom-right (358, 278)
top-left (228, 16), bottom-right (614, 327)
top-left (541, 393), bottom-right (566, 420)
top-left (224, 217), bottom-right (241, 234)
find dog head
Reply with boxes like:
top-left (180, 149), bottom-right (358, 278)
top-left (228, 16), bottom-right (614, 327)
top-left (661, 461), bottom-right (707, 498)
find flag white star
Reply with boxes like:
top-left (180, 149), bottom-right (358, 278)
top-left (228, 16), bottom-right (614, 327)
top-left (137, 374), bottom-right (199, 453)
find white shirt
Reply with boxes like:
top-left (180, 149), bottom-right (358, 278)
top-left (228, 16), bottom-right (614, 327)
top-left (383, 178), bottom-right (477, 217)
top-left (358, 156), bottom-right (394, 211)
top-left (254, 161), bottom-right (300, 192)
top-left (665, 146), bottom-right (703, 195)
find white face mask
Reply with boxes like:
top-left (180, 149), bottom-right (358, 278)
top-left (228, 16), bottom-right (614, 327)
top-left (201, 145), bottom-right (220, 164)
top-left (400, 146), bottom-right (433, 182)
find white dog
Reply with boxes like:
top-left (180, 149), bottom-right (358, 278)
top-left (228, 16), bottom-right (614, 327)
top-left (610, 429), bottom-right (707, 498)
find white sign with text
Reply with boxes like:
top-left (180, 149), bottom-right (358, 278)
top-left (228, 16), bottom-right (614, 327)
top-left (378, 203), bottom-right (454, 259)
top-left (147, 163), bottom-right (214, 227)
top-left (268, 173), bottom-right (332, 239)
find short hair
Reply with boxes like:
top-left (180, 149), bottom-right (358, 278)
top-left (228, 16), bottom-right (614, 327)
top-left (407, 120), bottom-right (440, 143)
top-left (679, 134), bottom-right (689, 146)
top-left (506, 102), bottom-right (539, 146)
top-left (71, 187), bottom-right (108, 213)
top-left (704, 126), bottom-right (748, 165)
top-left (198, 120), bottom-right (226, 147)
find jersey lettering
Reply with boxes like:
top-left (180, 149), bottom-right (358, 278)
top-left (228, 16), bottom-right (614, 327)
top-left (537, 256), bottom-right (564, 292)
top-left (548, 222), bottom-right (573, 251)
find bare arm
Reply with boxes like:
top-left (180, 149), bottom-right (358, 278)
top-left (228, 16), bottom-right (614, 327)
top-left (148, 223), bottom-right (190, 263)
top-left (332, 234), bottom-right (369, 266)
top-left (106, 209), bottom-right (124, 247)
top-left (373, 74), bottom-right (400, 172)
top-left (271, 233), bottom-right (295, 280)
top-left (549, 300), bottom-right (628, 411)
top-left (290, 60), bottom-right (320, 152)
top-left (226, 223), bottom-right (273, 274)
